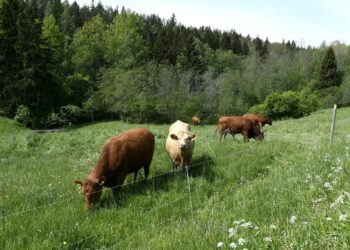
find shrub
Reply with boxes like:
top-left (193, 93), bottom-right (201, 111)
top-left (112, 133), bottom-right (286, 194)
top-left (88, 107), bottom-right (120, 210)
top-left (249, 91), bottom-right (319, 120)
top-left (14, 105), bottom-right (31, 126)
top-left (59, 105), bottom-right (86, 125)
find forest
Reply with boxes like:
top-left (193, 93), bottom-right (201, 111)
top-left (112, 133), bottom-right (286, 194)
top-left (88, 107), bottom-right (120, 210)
top-left (1, 0), bottom-right (350, 128)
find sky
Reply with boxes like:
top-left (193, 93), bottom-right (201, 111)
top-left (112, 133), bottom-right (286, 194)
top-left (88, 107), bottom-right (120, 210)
top-left (69, 0), bottom-right (350, 47)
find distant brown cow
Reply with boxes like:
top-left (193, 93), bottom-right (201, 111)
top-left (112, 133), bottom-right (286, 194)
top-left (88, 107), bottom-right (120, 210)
top-left (192, 116), bottom-right (201, 126)
top-left (216, 116), bottom-right (263, 142)
top-left (75, 128), bottom-right (155, 209)
top-left (242, 114), bottom-right (272, 128)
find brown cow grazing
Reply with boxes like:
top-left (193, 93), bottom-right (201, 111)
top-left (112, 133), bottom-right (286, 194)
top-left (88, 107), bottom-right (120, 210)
top-left (75, 128), bottom-right (155, 209)
top-left (166, 120), bottom-right (196, 170)
top-left (216, 116), bottom-right (263, 142)
top-left (192, 116), bottom-right (201, 126)
top-left (242, 114), bottom-right (272, 128)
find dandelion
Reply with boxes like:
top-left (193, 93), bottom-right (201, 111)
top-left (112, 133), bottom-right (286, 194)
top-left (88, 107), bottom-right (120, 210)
top-left (229, 242), bottom-right (237, 249)
top-left (269, 224), bottom-right (277, 230)
top-left (217, 242), bottom-right (224, 248)
top-left (264, 237), bottom-right (272, 243)
top-left (339, 214), bottom-right (347, 222)
top-left (324, 182), bottom-right (333, 191)
top-left (238, 238), bottom-right (246, 245)
top-left (290, 216), bottom-right (297, 224)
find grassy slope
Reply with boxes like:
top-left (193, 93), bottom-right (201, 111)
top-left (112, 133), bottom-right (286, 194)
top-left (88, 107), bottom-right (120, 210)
top-left (1, 108), bottom-right (350, 249)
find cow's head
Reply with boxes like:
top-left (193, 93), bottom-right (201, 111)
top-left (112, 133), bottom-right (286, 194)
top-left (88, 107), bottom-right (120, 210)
top-left (170, 131), bottom-right (196, 150)
top-left (75, 176), bottom-right (106, 209)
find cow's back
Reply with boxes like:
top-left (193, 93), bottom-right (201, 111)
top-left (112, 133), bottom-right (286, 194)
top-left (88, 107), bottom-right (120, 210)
top-left (96, 128), bottom-right (155, 185)
top-left (169, 120), bottom-right (191, 134)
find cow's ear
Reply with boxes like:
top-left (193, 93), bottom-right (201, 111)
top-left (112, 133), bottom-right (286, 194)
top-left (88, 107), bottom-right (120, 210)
top-left (97, 176), bottom-right (106, 186)
top-left (190, 132), bottom-right (196, 140)
top-left (75, 180), bottom-right (84, 186)
top-left (170, 134), bottom-right (178, 140)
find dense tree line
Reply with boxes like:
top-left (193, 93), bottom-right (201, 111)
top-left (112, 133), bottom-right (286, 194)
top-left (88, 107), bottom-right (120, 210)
top-left (1, 0), bottom-right (349, 128)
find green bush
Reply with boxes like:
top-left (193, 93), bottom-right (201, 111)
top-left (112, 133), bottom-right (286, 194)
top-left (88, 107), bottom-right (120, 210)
top-left (14, 105), bottom-right (31, 126)
top-left (59, 105), bottom-right (86, 125)
top-left (249, 91), bottom-right (319, 119)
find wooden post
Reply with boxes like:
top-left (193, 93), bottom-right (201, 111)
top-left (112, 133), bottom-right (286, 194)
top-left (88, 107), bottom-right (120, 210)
top-left (329, 104), bottom-right (337, 143)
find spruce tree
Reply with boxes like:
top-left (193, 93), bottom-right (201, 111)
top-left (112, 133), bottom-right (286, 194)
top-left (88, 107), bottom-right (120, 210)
top-left (319, 47), bottom-right (340, 89)
top-left (242, 40), bottom-right (249, 55)
top-left (0, 0), bottom-right (23, 114)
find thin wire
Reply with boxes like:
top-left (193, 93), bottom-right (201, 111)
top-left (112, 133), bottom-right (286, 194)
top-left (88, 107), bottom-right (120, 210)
top-left (0, 159), bottom-right (214, 220)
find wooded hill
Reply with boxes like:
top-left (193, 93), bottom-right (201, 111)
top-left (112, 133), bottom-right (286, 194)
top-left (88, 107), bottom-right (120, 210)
top-left (1, 0), bottom-right (350, 128)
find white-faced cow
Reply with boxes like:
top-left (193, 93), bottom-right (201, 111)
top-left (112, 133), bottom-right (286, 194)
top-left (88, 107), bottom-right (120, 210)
top-left (165, 120), bottom-right (196, 170)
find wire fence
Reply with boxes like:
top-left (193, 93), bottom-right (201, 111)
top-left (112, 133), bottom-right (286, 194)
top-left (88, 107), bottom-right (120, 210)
top-left (0, 159), bottom-right (214, 221)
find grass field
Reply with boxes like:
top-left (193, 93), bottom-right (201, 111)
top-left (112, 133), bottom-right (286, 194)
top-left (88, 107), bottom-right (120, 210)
top-left (1, 108), bottom-right (350, 249)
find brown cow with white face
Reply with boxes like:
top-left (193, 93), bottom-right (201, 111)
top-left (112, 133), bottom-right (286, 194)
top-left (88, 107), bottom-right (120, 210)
top-left (216, 116), bottom-right (263, 142)
top-left (192, 116), bottom-right (201, 126)
top-left (166, 120), bottom-right (196, 170)
top-left (242, 114), bottom-right (272, 128)
top-left (75, 128), bottom-right (155, 209)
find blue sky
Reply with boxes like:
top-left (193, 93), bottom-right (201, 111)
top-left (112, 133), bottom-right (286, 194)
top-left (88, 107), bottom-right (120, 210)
top-left (70, 0), bottom-right (350, 47)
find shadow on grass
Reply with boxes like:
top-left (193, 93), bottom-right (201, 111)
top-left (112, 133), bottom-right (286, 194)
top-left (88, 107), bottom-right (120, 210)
top-left (97, 153), bottom-right (215, 210)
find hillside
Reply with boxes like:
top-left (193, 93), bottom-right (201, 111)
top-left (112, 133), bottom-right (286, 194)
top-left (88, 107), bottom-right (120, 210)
top-left (1, 108), bottom-right (350, 249)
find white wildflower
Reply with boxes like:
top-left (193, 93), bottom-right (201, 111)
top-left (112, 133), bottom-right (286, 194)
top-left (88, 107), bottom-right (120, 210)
top-left (330, 203), bottom-right (337, 209)
top-left (315, 175), bottom-right (321, 182)
top-left (241, 221), bottom-right (253, 228)
top-left (339, 214), bottom-right (347, 222)
top-left (228, 227), bottom-right (236, 233)
top-left (334, 167), bottom-right (343, 173)
top-left (229, 242), bottom-right (237, 249)
top-left (217, 242), bottom-right (224, 248)
top-left (233, 219), bottom-right (245, 225)
top-left (312, 198), bottom-right (323, 203)
top-left (269, 224), bottom-right (277, 230)
top-left (303, 221), bottom-right (308, 225)
top-left (264, 237), bottom-right (272, 243)
top-left (290, 216), bottom-right (297, 224)
top-left (328, 173), bottom-right (333, 178)
top-left (254, 226), bottom-right (259, 230)
top-left (324, 182), bottom-right (333, 190)
top-left (326, 217), bottom-right (332, 221)
top-left (238, 238), bottom-right (246, 245)
top-left (336, 194), bottom-right (345, 204)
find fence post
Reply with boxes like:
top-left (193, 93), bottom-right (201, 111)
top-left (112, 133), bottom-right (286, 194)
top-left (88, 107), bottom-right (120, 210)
top-left (185, 167), bottom-right (194, 219)
top-left (329, 104), bottom-right (337, 143)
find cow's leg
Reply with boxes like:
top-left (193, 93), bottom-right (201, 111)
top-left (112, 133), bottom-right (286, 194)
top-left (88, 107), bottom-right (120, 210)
top-left (112, 174), bottom-right (127, 200)
top-left (242, 131), bottom-right (249, 143)
top-left (133, 171), bottom-right (138, 183)
top-left (144, 164), bottom-right (150, 179)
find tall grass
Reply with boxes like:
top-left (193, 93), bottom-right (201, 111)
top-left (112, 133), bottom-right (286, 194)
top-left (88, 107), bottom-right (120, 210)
top-left (1, 108), bottom-right (350, 249)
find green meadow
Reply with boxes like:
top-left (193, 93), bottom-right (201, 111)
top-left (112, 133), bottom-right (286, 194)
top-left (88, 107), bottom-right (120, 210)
top-left (1, 108), bottom-right (350, 249)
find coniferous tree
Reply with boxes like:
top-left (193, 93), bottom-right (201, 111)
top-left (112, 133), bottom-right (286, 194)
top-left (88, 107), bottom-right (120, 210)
top-left (242, 40), bottom-right (249, 55)
top-left (0, 0), bottom-right (23, 113)
top-left (318, 47), bottom-right (341, 89)
top-left (232, 32), bottom-right (242, 54)
top-left (221, 31), bottom-right (232, 50)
